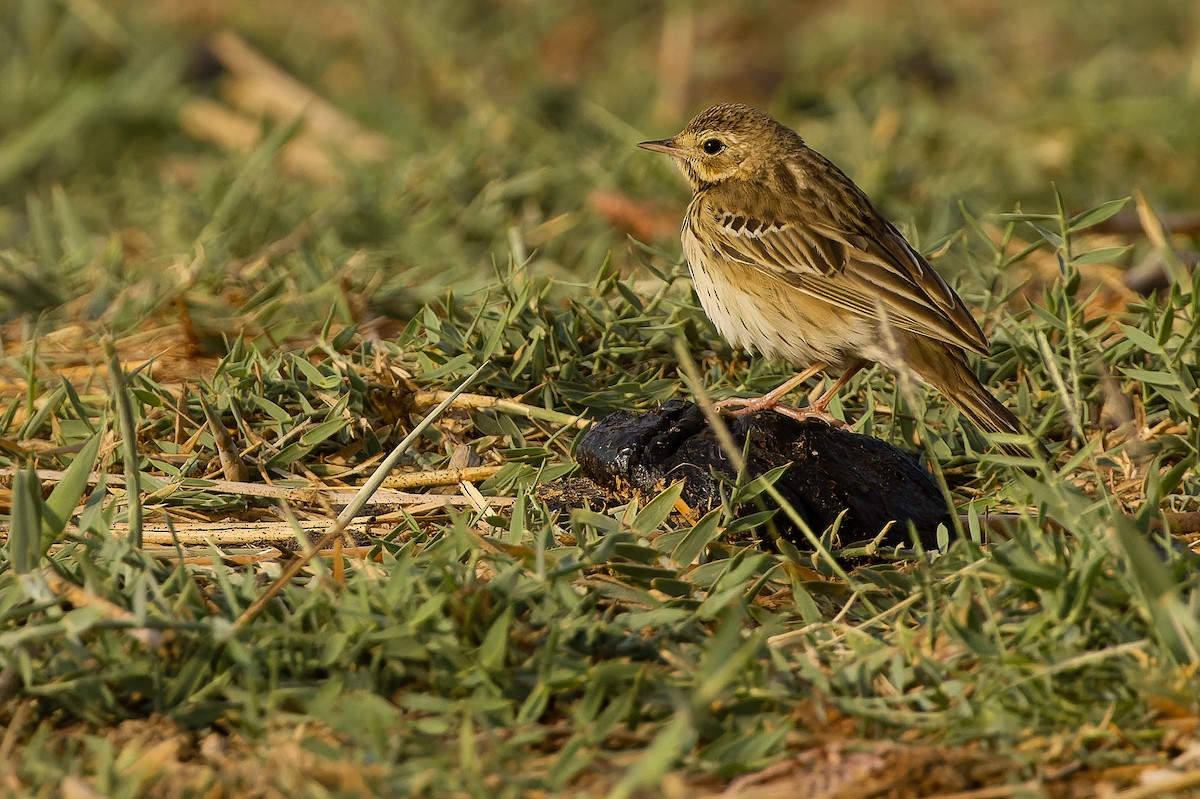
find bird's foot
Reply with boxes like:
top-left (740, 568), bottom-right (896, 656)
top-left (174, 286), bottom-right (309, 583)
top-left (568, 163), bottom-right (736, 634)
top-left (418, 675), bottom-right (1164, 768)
top-left (714, 396), bottom-right (847, 428)
top-left (768, 403), bottom-right (848, 429)
top-left (714, 394), bottom-right (780, 416)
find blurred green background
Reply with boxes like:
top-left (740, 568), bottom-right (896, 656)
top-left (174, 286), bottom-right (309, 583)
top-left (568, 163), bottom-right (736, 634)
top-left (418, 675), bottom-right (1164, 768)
top-left (0, 0), bottom-right (1198, 330)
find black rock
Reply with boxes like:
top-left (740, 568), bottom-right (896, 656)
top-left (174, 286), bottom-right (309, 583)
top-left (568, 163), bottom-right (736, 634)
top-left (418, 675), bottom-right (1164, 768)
top-left (575, 400), bottom-right (951, 550)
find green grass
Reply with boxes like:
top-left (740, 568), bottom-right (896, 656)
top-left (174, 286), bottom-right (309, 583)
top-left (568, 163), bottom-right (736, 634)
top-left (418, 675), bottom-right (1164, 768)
top-left (2, 1), bottom-right (1200, 796)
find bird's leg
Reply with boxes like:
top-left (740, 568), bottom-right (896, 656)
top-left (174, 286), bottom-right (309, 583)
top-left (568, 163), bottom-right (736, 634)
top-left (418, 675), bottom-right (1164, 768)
top-left (807, 359), bottom-right (867, 414)
top-left (715, 362), bottom-right (827, 415)
top-left (759, 360), bottom-right (868, 427)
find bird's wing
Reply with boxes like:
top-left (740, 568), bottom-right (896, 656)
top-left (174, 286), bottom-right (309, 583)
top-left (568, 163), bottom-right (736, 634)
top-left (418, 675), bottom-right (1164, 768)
top-left (696, 188), bottom-right (990, 355)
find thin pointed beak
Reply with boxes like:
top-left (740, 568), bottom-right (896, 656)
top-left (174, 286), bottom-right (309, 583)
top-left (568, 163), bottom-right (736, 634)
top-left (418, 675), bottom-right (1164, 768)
top-left (637, 138), bottom-right (683, 156)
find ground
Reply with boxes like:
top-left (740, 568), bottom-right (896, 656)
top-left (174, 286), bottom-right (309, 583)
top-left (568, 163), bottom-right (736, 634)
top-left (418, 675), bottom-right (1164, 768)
top-left (1, 2), bottom-right (1200, 797)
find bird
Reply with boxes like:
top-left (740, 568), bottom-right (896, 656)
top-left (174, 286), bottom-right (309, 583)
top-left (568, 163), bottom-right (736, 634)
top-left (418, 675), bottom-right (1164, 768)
top-left (638, 102), bottom-right (1032, 457)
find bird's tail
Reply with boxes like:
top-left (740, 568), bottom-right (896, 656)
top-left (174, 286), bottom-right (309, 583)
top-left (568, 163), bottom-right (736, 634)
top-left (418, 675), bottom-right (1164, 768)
top-left (944, 374), bottom-right (1031, 458)
top-left (906, 338), bottom-right (1040, 458)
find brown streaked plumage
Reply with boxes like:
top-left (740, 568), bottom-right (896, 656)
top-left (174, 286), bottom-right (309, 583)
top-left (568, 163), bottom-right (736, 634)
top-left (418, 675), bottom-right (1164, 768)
top-left (639, 102), bottom-right (1030, 455)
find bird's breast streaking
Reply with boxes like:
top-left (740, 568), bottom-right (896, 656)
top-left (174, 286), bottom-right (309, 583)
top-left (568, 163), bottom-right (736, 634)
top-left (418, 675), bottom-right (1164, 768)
top-left (682, 211), bottom-right (878, 370)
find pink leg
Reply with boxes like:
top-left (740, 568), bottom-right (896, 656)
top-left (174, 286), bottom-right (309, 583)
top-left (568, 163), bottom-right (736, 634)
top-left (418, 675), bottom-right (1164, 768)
top-left (808, 360), bottom-right (866, 414)
top-left (715, 360), bottom-right (867, 427)
top-left (715, 362), bottom-right (826, 416)
top-left (767, 361), bottom-right (866, 427)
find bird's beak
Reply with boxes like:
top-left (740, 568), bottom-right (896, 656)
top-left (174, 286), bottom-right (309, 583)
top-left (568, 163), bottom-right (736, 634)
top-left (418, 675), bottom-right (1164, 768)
top-left (637, 138), bottom-right (683, 156)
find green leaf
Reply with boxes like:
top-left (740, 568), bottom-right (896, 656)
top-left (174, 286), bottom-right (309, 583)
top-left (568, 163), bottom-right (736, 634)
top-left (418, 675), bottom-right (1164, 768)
top-left (1028, 302), bottom-right (1068, 332)
top-left (332, 323), bottom-right (358, 350)
top-left (59, 378), bottom-right (97, 433)
top-left (246, 395), bottom-right (292, 423)
top-left (694, 608), bottom-right (762, 705)
top-left (291, 356), bottom-right (342, 389)
top-left (16, 384), bottom-right (65, 439)
top-left (416, 353), bottom-right (474, 381)
top-left (1122, 368), bottom-right (1180, 387)
top-left (506, 490), bottom-right (527, 544)
top-left (1028, 223), bottom-right (1064, 248)
top-left (1111, 519), bottom-right (1200, 663)
top-left (1118, 324), bottom-right (1163, 354)
top-left (608, 563), bottom-right (680, 583)
top-left (730, 463), bottom-right (790, 505)
top-left (1071, 245), bottom-right (1131, 265)
top-left (609, 714), bottom-right (695, 799)
top-left (991, 212), bottom-right (1059, 223)
top-left (1067, 197), bottom-right (1130, 231)
top-left (671, 509), bottom-right (723, 566)
top-left (299, 418), bottom-right (350, 447)
top-left (10, 464), bottom-right (43, 574)
top-left (40, 432), bottom-right (102, 548)
top-left (631, 481), bottom-right (684, 535)
top-left (649, 577), bottom-right (694, 597)
top-left (477, 606), bottom-right (513, 672)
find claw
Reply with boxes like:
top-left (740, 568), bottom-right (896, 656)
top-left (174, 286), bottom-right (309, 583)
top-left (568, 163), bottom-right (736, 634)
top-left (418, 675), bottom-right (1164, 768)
top-left (709, 360), bottom-right (864, 430)
top-left (715, 395), bottom-right (847, 428)
top-left (767, 404), bottom-right (848, 428)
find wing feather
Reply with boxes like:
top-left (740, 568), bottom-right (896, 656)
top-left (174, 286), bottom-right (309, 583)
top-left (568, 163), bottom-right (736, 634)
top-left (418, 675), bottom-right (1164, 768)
top-left (697, 176), bottom-right (989, 354)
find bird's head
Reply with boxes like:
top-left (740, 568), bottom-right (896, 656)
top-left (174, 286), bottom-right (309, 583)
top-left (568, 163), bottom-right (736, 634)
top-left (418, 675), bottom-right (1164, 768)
top-left (638, 103), bottom-right (802, 190)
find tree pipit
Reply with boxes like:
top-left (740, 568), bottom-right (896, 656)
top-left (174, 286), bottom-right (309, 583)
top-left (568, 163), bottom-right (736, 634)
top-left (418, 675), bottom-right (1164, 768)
top-left (640, 103), bottom-right (1032, 456)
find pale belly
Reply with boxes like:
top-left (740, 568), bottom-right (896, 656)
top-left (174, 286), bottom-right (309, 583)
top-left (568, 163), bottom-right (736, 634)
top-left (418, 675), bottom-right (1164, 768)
top-left (685, 253), bottom-right (879, 370)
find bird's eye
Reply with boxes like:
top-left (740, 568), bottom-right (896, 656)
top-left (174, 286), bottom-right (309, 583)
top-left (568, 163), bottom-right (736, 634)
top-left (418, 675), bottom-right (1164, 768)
top-left (702, 138), bottom-right (725, 155)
